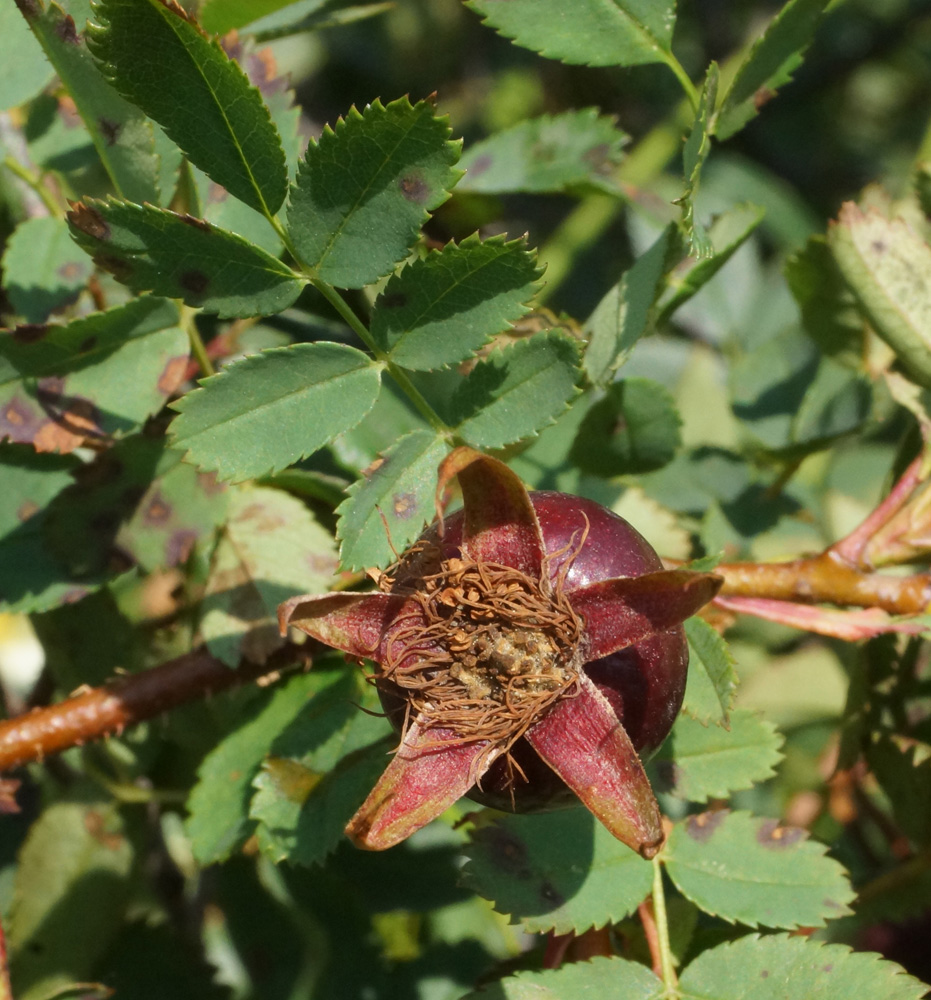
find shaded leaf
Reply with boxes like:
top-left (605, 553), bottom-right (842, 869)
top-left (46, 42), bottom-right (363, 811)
top-left (336, 429), bottom-right (449, 572)
top-left (0, 444), bottom-right (77, 538)
top-left (88, 0), bottom-right (288, 215)
top-left (462, 955), bottom-right (661, 999)
top-left (458, 109), bottom-right (628, 195)
top-left (0, 296), bottom-right (186, 452)
top-left (18, 0), bottom-right (160, 202)
top-left (250, 665), bottom-right (392, 866)
top-left (116, 449), bottom-right (230, 570)
top-left (828, 203), bottom-right (931, 388)
top-left (681, 616), bottom-right (737, 726)
top-left (2, 216), bottom-right (93, 323)
top-left (67, 198), bottom-right (305, 318)
top-left (287, 97), bottom-right (462, 287)
top-left (199, 0), bottom-right (298, 34)
top-left (0, 2), bottom-right (53, 111)
top-left (570, 377), bottom-right (681, 477)
top-left (465, 0), bottom-right (676, 69)
top-left (200, 485), bottom-right (337, 666)
top-left (170, 342), bottom-right (381, 482)
top-left (370, 235), bottom-right (543, 370)
top-left (651, 709), bottom-right (784, 802)
top-left (663, 810), bottom-right (854, 929)
top-left (451, 332), bottom-right (581, 449)
top-left (461, 807), bottom-right (654, 935)
top-left (715, 0), bottom-right (829, 140)
top-left (8, 797), bottom-right (133, 997)
top-left (584, 224), bottom-right (681, 385)
top-left (678, 934), bottom-right (925, 1000)
top-left (866, 735), bottom-right (931, 848)
top-left (185, 670), bottom-right (323, 864)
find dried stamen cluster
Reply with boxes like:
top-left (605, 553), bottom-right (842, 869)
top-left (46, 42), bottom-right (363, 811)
top-left (377, 550), bottom-right (584, 770)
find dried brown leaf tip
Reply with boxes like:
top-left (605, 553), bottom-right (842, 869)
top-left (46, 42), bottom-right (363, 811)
top-left (280, 447), bottom-right (721, 857)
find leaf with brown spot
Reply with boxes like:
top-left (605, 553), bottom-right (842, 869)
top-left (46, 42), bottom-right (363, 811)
top-left (19, 0), bottom-right (160, 202)
top-left (462, 806), bottom-right (653, 935)
top-left (336, 429), bottom-right (450, 572)
top-left (287, 96), bottom-right (462, 288)
top-left (200, 486), bottom-right (337, 667)
top-left (663, 810), bottom-right (854, 929)
top-left (0, 297), bottom-right (187, 452)
top-left (67, 198), bottom-right (305, 318)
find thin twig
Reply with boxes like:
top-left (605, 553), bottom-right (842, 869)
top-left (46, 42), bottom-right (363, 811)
top-left (0, 645), bottom-right (305, 774)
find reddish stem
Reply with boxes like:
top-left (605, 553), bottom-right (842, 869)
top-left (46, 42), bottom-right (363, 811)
top-left (829, 455), bottom-right (924, 567)
top-left (638, 898), bottom-right (663, 978)
top-left (0, 647), bottom-right (299, 773)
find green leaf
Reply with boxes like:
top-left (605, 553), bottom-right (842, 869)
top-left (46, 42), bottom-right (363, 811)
top-left (17, 0), bottom-right (161, 203)
top-left (785, 235), bottom-right (864, 362)
top-left (828, 203), bottom-right (931, 388)
top-left (657, 204), bottom-right (765, 324)
top-left (570, 378), bottom-right (681, 477)
top-left (2, 216), bottom-right (93, 323)
top-left (201, 485), bottom-right (337, 666)
top-left (652, 709), bottom-right (784, 802)
top-left (465, 0), bottom-right (676, 68)
top-left (250, 665), bottom-right (392, 866)
top-left (584, 224), bottom-right (681, 386)
top-left (451, 332), bottom-right (581, 449)
top-left (0, 445), bottom-right (76, 538)
top-left (458, 109), bottom-right (628, 195)
top-left (170, 342), bottom-right (381, 482)
top-left (8, 797), bottom-right (133, 998)
top-left (680, 64), bottom-right (718, 257)
top-left (116, 448), bottom-right (230, 570)
top-left (286, 97), bottom-right (463, 287)
top-left (461, 955), bottom-right (662, 999)
top-left (370, 235), bottom-right (543, 371)
top-left (87, 0), bottom-right (288, 216)
top-left (67, 198), bottom-right (305, 318)
top-left (185, 671), bottom-right (323, 864)
top-left (0, 2), bottom-right (53, 111)
top-left (678, 934), bottom-right (926, 1000)
top-left (199, 0), bottom-right (298, 34)
top-left (681, 616), bottom-right (737, 726)
top-left (715, 0), bottom-right (829, 140)
top-left (866, 735), bottom-right (931, 848)
top-left (336, 429), bottom-right (449, 572)
top-left (1, 297), bottom-right (186, 452)
top-left (461, 807), bottom-right (654, 935)
top-left (189, 33), bottom-right (304, 255)
top-left (663, 810), bottom-right (854, 929)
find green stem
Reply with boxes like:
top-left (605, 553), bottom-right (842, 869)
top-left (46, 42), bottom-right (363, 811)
top-left (2, 156), bottom-right (62, 217)
top-left (267, 215), bottom-right (451, 435)
top-left (536, 109), bottom-right (689, 303)
top-left (661, 52), bottom-right (700, 112)
top-left (652, 857), bottom-right (679, 998)
top-left (182, 307), bottom-right (215, 377)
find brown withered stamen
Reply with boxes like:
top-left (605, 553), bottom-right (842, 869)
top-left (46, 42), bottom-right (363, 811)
top-left (375, 526), bottom-right (589, 779)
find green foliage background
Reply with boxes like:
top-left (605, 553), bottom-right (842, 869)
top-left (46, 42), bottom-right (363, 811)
top-left (2, 0), bottom-right (931, 997)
